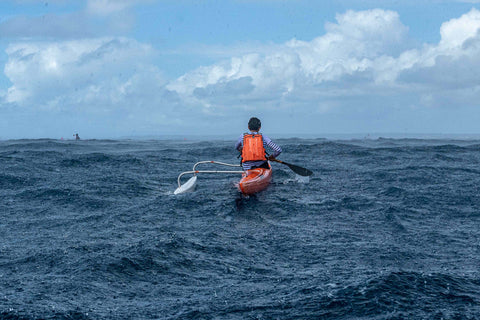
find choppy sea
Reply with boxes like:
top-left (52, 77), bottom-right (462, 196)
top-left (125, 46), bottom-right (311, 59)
top-left (1, 138), bottom-right (480, 319)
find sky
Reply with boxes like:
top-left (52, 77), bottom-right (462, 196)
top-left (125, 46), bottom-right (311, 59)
top-left (1, 0), bottom-right (480, 139)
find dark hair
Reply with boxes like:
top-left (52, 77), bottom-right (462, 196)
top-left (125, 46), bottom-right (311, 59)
top-left (248, 117), bottom-right (261, 131)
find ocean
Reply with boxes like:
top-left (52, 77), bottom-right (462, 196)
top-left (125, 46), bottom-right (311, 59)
top-left (1, 138), bottom-right (479, 319)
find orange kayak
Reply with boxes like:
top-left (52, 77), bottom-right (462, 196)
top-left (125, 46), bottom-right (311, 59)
top-left (237, 164), bottom-right (272, 195)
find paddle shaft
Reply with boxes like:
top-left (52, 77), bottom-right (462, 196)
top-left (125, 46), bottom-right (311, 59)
top-left (270, 159), bottom-right (313, 176)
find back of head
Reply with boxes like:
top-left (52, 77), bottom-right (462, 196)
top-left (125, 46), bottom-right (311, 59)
top-left (248, 117), bottom-right (261, 131)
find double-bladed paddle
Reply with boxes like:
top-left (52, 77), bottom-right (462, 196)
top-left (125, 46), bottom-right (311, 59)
top-left (270, 159), bottom-right (313, 176)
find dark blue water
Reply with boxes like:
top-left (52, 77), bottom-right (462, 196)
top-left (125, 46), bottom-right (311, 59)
top-left (1, 138), bottom-right (480, 319)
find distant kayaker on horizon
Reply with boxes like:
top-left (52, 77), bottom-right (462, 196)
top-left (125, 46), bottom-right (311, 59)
top-left (235, 117), bottom-right (282, 170)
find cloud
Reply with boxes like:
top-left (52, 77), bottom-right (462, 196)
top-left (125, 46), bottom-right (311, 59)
top-left (1, 36), bottom-right (196, 136)
top-left (324, 9), bottom-right (409, 57)
top-left (392, 9), bottom-right (480, 109)
top-left (167, 8), bottom-right (480, 115)
top-left (3, 38), bottom-right (163, 109)
top-left (439, 7), bottom-right (480, 48)
top-left (167, 9), bottom-right (410, 107)
top-left (193, 77), bottom-right (255, 99)
top-left (397, 9), bottom-right (480, 79)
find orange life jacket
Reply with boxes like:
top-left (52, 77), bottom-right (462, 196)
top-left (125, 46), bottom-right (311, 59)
top-left (241, 133), bottom-right (266, 163)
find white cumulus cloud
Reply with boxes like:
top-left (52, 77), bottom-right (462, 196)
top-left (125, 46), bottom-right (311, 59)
top-left (167, 8), bottom-right (480, 114)
top-left (439, 7), bottom-right (480, 48)
top-left (167, 9), bottom-right (410, 109)
top-left (3, 38), bottom-right (164, 110)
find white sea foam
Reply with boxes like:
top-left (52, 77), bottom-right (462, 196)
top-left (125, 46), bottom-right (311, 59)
top-left (295, 174), bottom-right (310, 183)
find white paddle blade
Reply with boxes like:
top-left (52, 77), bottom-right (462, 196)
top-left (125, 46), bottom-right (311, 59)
top-left (174, 176), bottom-right (197, 195)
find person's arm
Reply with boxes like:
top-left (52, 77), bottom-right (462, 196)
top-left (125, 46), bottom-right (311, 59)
top-left (262, 135), bottom-right (282, 158)
top-left (235, 135), bottom-right (243, 152)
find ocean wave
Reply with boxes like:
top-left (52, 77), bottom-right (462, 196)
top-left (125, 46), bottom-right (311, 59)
top-left (1, 138), bottom-right (480, 319)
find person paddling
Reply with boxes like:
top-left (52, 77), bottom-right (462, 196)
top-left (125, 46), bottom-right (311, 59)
top-left (235, 117), bottom-right (282, 170)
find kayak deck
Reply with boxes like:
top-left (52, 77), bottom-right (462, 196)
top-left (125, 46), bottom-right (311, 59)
top-left (237, 165), bottom-right (272, 195)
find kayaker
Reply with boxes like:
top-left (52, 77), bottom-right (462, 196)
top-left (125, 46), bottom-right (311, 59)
top-left (235, 117), bottom-right (282, 170)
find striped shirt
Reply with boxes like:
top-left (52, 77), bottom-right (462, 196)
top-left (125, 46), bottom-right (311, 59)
top-left (235, 131), bottom-right (282, 170)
